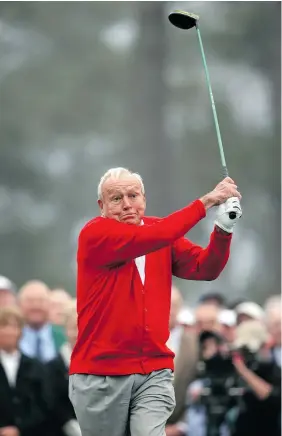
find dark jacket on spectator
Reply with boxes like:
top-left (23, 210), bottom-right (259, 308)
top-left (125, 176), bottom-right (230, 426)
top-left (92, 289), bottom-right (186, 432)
top-left (46, 350), bottom-right (78, 436)
top-left (0, 354), bottom-right (50, 436)
top-left (232, 359), bottom-right (281, 436)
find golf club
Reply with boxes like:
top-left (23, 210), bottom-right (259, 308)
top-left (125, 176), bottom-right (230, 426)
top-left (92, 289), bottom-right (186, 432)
top-left (168, 10), bottom-right (239, 219)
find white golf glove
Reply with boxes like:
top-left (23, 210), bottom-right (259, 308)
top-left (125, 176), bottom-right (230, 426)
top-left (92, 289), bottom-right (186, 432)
top-left (215, 197), bottom-right (242, 233)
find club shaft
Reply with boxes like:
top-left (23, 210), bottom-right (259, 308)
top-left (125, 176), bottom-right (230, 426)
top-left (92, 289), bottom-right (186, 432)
top-left (195, 24), bottom-right (228, 178)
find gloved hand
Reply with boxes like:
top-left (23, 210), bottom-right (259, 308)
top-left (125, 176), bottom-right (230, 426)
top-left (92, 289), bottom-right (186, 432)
top-left (214, 197), bottom-right (242, 233)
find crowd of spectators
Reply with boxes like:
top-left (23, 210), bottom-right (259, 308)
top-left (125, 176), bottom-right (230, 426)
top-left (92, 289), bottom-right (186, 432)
top-left (0, 275), bottom-right (280, 436)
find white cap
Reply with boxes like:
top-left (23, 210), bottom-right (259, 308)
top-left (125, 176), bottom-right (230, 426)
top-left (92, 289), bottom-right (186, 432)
top-left (0, 276), bottom-right (16, 293)
top-left (236, 302), bottom-right (264, 321)
top-left (233, 320), bottom-right (269, 352)
top-left (177, 308), bottom-right (195, 326)
top-left (218, 309), bottom-right (236, 327)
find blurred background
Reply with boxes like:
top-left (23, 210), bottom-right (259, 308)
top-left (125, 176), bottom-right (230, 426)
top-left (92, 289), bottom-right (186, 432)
top-left (0, 1), bottom-right (280, 303)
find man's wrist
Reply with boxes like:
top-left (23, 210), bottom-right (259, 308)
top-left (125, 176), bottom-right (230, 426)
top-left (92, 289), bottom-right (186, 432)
top-left (199, 194), bottom-right (215, 211)
top-left (215, 225), bottom-right (232, 235)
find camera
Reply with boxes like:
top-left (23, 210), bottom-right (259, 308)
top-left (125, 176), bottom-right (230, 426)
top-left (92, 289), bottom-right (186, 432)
top-left (193, 331), bottom-right (245, 436)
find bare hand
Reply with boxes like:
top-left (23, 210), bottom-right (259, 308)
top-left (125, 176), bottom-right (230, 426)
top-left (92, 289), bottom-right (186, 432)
top-left (0, 427), bottom-right (20, 436)
top-left (200, 177), bottom-right (241, 210)
top-left (232, 353), bottom-right (247, 374)
top-left (165, 424), bottom-right (185, 436)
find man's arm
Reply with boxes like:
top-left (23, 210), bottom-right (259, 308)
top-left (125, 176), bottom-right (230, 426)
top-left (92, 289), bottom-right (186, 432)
top-left (233, 356), bottom-right (281, 404)
top-left (79, 177), bottom-right (240, 267)
top-left (79, 200), bottom-right (206, 266)
top-left (172, 226), bottom-right (232, 281)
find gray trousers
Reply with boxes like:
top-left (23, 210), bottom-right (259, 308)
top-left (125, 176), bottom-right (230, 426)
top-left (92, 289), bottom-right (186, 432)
top-left (69, 369), bottom-right (175, 436)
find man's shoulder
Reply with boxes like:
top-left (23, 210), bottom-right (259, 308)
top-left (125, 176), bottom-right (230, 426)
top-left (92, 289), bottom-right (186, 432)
top-left (82, 216), bottom-right (103, 229)
top-left (78, 216), bottom-right (105, 237)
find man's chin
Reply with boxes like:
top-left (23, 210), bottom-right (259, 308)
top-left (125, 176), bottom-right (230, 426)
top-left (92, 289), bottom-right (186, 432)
top-left (120, 216), bottom-right (140, 225)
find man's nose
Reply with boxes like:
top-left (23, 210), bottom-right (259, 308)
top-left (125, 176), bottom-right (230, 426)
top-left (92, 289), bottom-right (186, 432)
top-left (122, 197), bottom-right (131, 209)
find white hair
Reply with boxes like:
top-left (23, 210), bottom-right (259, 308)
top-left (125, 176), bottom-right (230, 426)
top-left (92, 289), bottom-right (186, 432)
top-left (97, 167), bottom-right (145, 200)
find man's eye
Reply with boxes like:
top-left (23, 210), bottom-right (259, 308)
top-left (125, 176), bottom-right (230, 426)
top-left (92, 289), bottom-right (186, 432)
top-left (113, 196), bottom-right (121, 202)
top-left (129, 194), bottom-right (137, 198)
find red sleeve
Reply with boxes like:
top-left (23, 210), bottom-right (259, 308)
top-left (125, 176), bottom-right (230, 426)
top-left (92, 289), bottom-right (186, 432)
top-left (78, 199), bottom-right (206, 266)
top-left (171, 227), bottom-right (232, 281)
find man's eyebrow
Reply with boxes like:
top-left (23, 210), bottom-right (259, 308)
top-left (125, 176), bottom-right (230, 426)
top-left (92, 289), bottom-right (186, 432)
top-left (108, 190), bottom-right (122, 196)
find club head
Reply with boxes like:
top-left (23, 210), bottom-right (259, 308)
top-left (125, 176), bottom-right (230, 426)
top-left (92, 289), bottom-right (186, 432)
top-left (168, 10), bottom-right (199, 30)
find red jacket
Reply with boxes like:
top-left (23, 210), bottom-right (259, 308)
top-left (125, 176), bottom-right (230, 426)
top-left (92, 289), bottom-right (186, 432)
top-left (70, 199), bottom-right (232, 376)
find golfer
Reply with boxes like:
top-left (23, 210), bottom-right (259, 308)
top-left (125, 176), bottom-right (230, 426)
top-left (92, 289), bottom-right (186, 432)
top-left (69, 167), bottom-right (242, 436)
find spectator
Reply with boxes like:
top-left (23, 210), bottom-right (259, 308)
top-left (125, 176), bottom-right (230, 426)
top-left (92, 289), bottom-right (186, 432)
top-left (0, 306), bottom-right (50, 436)
top-left (185, 330), bottom-right (230, 436)
top-left (197, 292), bottom-right (227, 309)
top-left (166, 287), bottom-right (198, 436)
top-left (49, 289), bottom-right (72, 326)
top-left (235, 302), bottom-right (264, 325)
top-left (18, 280), bottom-right (66, 362)
top-left (0, 276), bottom-right (17, 308)
top-left (47, 302), bottom-right (81, 436)
top-left (194, 303), bottom-right (221, 334)
top-left (264, 295), bottom-right (281, 367)
top-left (231, 320), bottom-right (281, 436)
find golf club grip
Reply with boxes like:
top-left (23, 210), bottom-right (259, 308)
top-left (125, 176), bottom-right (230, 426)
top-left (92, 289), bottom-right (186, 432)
top-left (222, 167), bottom-right (237, 219)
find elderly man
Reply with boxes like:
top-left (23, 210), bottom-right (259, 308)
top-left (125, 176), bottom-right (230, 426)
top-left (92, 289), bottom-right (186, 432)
top-left (19, 280), bottom-right (66, 362)
top-left (49, 289), bottom-right (73, 326)
top-left (69, 167), bottom-right (242, 436)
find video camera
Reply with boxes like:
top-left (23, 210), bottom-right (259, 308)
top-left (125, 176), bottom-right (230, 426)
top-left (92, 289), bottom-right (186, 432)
top-left (194, 331), bottom-right (251, 436)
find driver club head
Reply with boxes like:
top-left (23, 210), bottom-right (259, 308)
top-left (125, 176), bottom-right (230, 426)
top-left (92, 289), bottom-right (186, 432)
top-left (168, 10), bottom-right (199, 30)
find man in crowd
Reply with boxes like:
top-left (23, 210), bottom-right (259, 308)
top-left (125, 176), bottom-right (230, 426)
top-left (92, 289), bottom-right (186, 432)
top-left (0, 306), bottom-right (50, 436)
top-left (235, 301), bottom-right (264, 325)
top-left (47, 302), bottom-right (81, 436)
top-left (69, 167), bottom-right (242, 436)
top-left (166, 286), bottom-right (198, 436)
top-left (197, 292), bottom-right (227, 309)
top-left (19, 280), bottom-right (66, 362)
top-left (49, 289), bottom-right (73, 326)
top-left (231, 319), bottom-right (281, 436)
top-left (194, 303), bottom-right (221, 335)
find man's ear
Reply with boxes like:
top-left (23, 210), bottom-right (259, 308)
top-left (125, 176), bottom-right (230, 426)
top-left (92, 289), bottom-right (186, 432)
top-left (97, 199), bottom-right (104, 216)
top-left (143, 194), bottom-right (146, 208)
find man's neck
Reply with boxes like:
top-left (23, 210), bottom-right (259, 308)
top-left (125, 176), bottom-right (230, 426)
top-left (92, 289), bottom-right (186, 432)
top-left (28, 322), bottom-right (48, 330)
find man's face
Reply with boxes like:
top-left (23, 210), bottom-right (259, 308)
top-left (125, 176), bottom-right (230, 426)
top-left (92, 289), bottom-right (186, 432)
top-left (0, 319), bottom-right (21, 351)
top-left (19, 285), bottom-right (50, 328)
top-left (98, 176), bottom-right (146, 226)
top-left (49, 292), bottom-right (72, 325)
top-left (195, 304), bottom-right (220, 334)
top-left (221, 325), bottom-right (236, 343)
